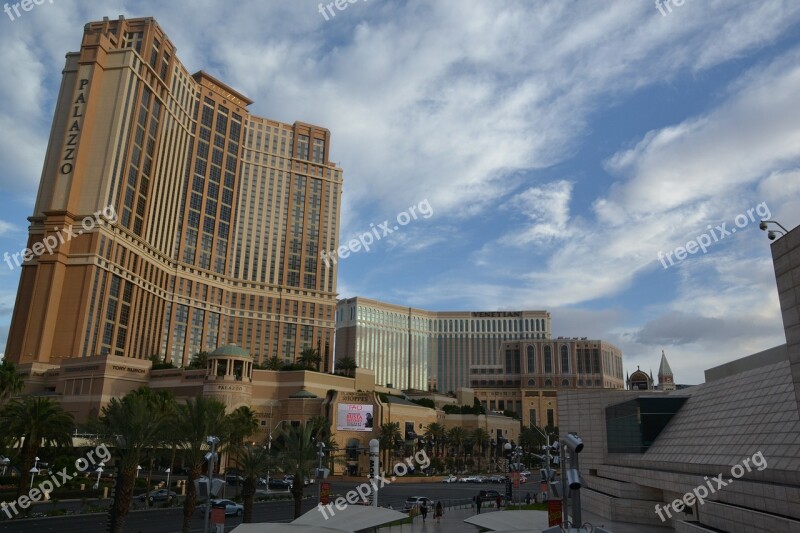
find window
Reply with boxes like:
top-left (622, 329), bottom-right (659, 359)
top-left (544, 345), bottom-right (552, 373)
top-left (561, 379), bottom-right (569, 387)
top-left (561, 345), bottom-right (569, 373)
top-left (547, 408), bottom-right (554, 428)
top-left (527, 379), bottom-right (535, 386)
top-left (527, 345), bottom-right (535, 373)
top-left (529, 409), bottom-right (537, 427)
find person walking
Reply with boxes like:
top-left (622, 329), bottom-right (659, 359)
top-left (496, 495), bottom-right (502, 510)
top-left (420, 500), bottom-right (429, 522)
top-left (434, 501), bottom-right (443, 523)
top-left (476, 495), bottom-right (482, 514)
top-left (525, 492), bottom-right (532, 505)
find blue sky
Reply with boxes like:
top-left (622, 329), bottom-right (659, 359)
top-left (1, 0), bottom-right (799, 384)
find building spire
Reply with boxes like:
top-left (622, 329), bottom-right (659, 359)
top-left (657, 350), bottom-right (675, 391)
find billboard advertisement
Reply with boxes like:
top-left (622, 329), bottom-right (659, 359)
top-left (336, 403), bottom-right (374, 431)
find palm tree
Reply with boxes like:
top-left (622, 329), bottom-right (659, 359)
top-left (91, 387), bottom-right (175, 533)
top-left (226, 406), bottom-right (259, 450)
top-left (378, 422), bottom-right (401, 469)
top-left (297, 348), bottom-right (321, 371)
top-left (424, 423), bottom-right (445, 459)
top-left (472, 428), bottom-right (490, 472)
top-left (335, 356), bottom-right (357, 377)
top-left (0, 360), bottom-right (23, 405)
top-left (275, 423), bottom-right (319, 518)
top-left (0, 396), bottom-right (74, 496)
top-left (264, 356), bottom-right (282, 370)
top-left (446, 427), bottom-right (466, 471)
top-left (232, 445), bottom-right (272, 522)
top-left (174, 396), bottom-right (228, 533)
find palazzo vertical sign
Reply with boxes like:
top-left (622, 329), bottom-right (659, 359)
top-left (60, 78), bottom-right (90, 177)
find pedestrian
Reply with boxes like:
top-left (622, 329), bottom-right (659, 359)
top-left (434, 501), bottom-right (443, 523)
top-left (525, 492), bottom-right (532, 505)
top-left (496, 495), bottom-right (502, 509)
top-left (476, 495), bottom-right (482, 514)
top-left (420, 500), bottom-right (429, 522)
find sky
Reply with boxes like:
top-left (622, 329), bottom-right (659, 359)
top-left (1, 0), bottom-right (799, 385)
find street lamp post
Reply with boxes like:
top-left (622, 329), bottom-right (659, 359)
top-left (136, 465), bottom-right (142, 479)
top-left (93, 462), bottom-right (104, 490)
top-left (165, 468), bottom-right (172, 497)
top-left (204, 436), bottom-right (220, 533)
top-left (317, 442), bottom-right (324, 504)
top-left (267, 420), bottom-right (290, 487)
top-left (503, 442), bottom-right (512, 507)
top-left (2, 457), bottom-right (10, 477)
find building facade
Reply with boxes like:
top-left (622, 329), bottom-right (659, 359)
top-left (5, 16), bottom-right (342, 371)
top-left (335, 297), bottom-right (551, 391)
top-left (472, 338), bottom-right (624, 430)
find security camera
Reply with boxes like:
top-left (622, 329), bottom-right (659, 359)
top-left (759, 221), bottom-right (768, 231)
top-left (563, 433), bottom-right (583, 454)
top-left (768, 230), bottom-right (777, 240)
top-left (567, 468), bottom-right (582, 490)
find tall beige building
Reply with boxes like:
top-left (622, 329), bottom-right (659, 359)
top-left (6, 16), bottom-right (342, 370)
top-left (335, 297), bottom-right (551, 392)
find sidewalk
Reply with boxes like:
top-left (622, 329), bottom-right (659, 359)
top-left (381, 507), bottom-right (481, 532)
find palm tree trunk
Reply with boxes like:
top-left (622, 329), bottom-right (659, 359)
top-left (17, 442), bottom-right (37, 498)
top-left (108, 466), bottom-right (135, 533)
top-left (182, 466), bottom-right (200, 533)
top-left (292, 486), bottom-right (303, 518)
top-left (242, 479), bottom-right (256, 522)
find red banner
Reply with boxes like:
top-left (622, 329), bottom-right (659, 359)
top-left (547, 499), bottom-right (563, 526)
top-left (211, 507), bottom-right (225, 525)
top-left (320, 482), bottom-right (331, 505)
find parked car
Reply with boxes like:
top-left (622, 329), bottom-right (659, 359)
top-left (487, 475), bottom-right (503, 483)
top-left (403, 496), bottom-right (432, 513)
top-left (459, 476), bottom-right (477, 483)
top-left (198, 499), bottom-right (243, 516)
top-left (137, 488), bottom-right (177, 503)
top-left (520, 470), bottom-right (532, 477)
top-left (284, 474), bottom-right (311, 487)
top-left (478, 489), bottom-right (503, 503)
top-left (474, 475), bottom-right (487, 483)
top-left (257, 477), bottom-right (268, 487)
top-left (268, 479), bottom-right (291, 490)
top-left (442, 475), bottom-right (458, 483)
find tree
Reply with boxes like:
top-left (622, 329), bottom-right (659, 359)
top-left (446, 427), bottom-right (466, 471)
top-left (424, 423), bottom-right (445, 459)
top-left (0, 360), bottom-right (23, 405)
top-left (187, 351), bottom-right (209, 370)
top-left (91, 387), bottom-right (175, 533)
top-left (297, 348), bottom-right (321, 371)
top-left (225, 406), bottom-right (259, 451)
top-left (0, 396), bottom-right (74, 496)
top-left (378, 422), bottom-right (401, 469)
top-left (472, 428), bottom-right (490, 472)
top-left (335, 356), bottom-right (357, 377)
top-left (174, 396), bottom-right (228, 533)
top-left (232, 445), bottom-right (272, 522)
top-left (275, 423), bottom-right (319, 518)
top-left (264, 356), bottom-right (282, 370)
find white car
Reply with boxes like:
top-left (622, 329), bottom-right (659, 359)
top-left (403, 496), bottom-right (432, 513)
top-left (442, 475), bottom-right (457, 483)
top-left (198, 499), bottom-right (243, 516)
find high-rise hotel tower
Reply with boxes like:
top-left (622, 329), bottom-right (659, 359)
top-left (6, 16), bottom-right (342, 370)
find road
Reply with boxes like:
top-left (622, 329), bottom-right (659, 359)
top-left (0, 480), bottom-right (535, 532)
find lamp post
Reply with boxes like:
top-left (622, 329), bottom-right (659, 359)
top-left (136, 465), bottom-right (142, 479)
top-left (317, 441), bottom-right (324, 504)
top-left (267, 420), bottom-right (290, 488)
top-left (503, 442), bottom-right (512, 507)
top-left (29, 463), bottom-right (40, 491)
top-left (204, 436), bottom-right (220, 533)
top-left (165, 468), bottom-right (172, 497)
top-left (93, 462), bottom-right (104, 490)
top-left (2, 458), bottom-right (10, 476)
